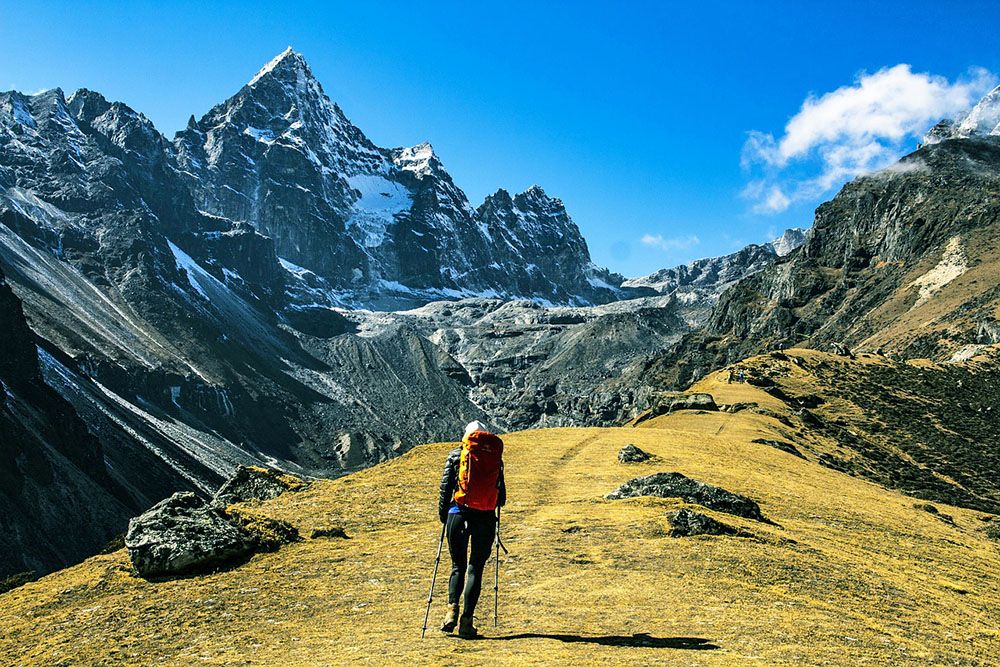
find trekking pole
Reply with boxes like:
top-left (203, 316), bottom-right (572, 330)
top-left (494, 508), bottom-right (500, 628)
top-left (421, 521), bottom-right (447, 639)
top-left (493, 507), bottom-right (509, 628)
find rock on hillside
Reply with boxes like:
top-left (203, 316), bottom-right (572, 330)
top-left (606, 471), bottom-right (768, 522)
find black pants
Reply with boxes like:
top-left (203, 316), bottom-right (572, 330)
top-left (446, 509), bottom-right (496, 620)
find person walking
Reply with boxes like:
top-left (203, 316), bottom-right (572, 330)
top-left (437, 420), bottom-right (506, 638)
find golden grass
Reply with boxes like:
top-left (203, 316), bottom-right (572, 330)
top-left (2, 389), bottom-right (999, 665)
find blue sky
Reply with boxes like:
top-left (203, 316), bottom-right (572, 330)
top-left (2, 1), bottom-right (999, 277)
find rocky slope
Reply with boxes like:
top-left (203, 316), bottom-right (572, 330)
top-left (3, 353), bottom-right (999, 665)
top-left (623, 228), bottom-right (806, 325)
top-left (0, 266), bottom-right (159, 579)
top-left (645, 125), bottom-right (1000, 389)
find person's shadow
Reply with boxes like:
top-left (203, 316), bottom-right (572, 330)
top-left (484, 632), bottom-right (719, 650)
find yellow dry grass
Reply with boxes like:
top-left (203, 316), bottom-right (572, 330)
top-left (2, 385), bottom-right (999, 666)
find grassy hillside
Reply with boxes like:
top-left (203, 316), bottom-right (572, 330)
top-left (2, 358), bottom-right (1000, 665)
top-left (693, 348), bottom-right (1000, 512)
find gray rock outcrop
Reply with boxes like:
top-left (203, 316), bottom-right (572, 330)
top-left (213, 465), bottom-right (306, 506)
top-left (125, 492), bottom-right (255, 578)
top-left (667, 508), bottom-right (747, 537)
top-left (654, 392), bottom-right (718, 413)
top-left (606, 472), bottom-right (768, 523)
top-left (618, 444), bottom-right (653, 463)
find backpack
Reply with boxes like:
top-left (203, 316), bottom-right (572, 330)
top-left (453, 431), bottom-right (503, 511)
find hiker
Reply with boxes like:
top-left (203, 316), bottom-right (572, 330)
top-left (437, 420), bottom-right (506, 638)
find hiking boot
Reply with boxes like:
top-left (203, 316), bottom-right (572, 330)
top-left (458, 615), bottom-right (479, 639)
top-left (440, 603), bottom-right (459, 632)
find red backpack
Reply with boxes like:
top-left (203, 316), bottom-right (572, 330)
top-left (453, 431), bottom-right (503, 511)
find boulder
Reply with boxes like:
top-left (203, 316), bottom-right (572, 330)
top-left (668, 508), bottom-right (747, 537)
top-left (125, 492), bottom-right (255, 578)
top-left (829, 342), bottom-right (855, 359)
top-left (606, 472), bottom-right (768, 523)
top-left (213, 465), bottom-right (307, 506)
top-left (618, 444), bottom-right (653, 464)
top-left (653, 392), bottom-right (718, 414)
top-left (633, 393), bottom-right (719, 424)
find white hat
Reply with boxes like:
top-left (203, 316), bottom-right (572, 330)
top-left (464, 420), bottom-right (489, 438)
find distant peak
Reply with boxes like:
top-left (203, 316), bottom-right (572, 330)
top-left (924, 83), bottom-right (1000, 143)
top-left (247, 47), bottom-right (311, 87)
top-left (517, 185), bottom-right (563, 208)
top-left (391, 142), bottom-right (437, 175)
top-left (407, 141), bottom-right (434, 157)
top-left (483, 188), bottom-right (513, 205)
top-left (770, 227), bottom-right (807, 257)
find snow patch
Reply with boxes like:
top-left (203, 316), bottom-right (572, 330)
top-left (244, 126), bottom-right (275, 144)
top-left (345, 174), bottom-right (412, 248)
top-left (392, 142), bottom-right (436, 176)
top-left (167, 240), bottom-right (211, 300)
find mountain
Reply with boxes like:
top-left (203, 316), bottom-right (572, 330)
top-left (0, 49), bottom-right (672, 577)
top-left (769, 227), bottom-right (807, 257)
top-left (173, 47), bottom-right (625, 308)
top-left (0, 265), bottom-right (151, 579)
top-left (924, 83), bottom-right (1000, 143)
top-left (622, 228), bottom-right (806, 325)
top-left (3, 351), bottom-right (998, 665)
top-left (643, 104), bottom-right (1000, 389)
top-left (5, 49), bottom-right (996, 584)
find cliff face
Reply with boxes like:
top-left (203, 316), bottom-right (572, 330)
top-left (0, 266), bottom-right (141, 578)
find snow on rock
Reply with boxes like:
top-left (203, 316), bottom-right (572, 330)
top-left (247, 46), bottom-right (298, 87)
top-left (770, 228), bottom-right (807, 257)
top-left (345, 174), bottom-right (412, 248)
top-left (924, 84), bottom-right (1000, 143)
top-left (391, 142), bottom-right (436, 176)
top-left (168, 240), bottom-right (211, 300)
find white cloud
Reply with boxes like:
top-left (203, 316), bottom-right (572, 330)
top-left (743, 64), bottom-right (996, 214)
top-left (640, 233), bottom-right (701, 252)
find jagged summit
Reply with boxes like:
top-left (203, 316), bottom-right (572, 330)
top-left (956, 83), bottom-right (1000, 137)
top-left (770, 227), bottom-right (807, 257)
top-left (924, 83), bottom-right (1000, 143)
top-left (170, 48), bottom-right (626, 306)
top-left (389, 141), bottom-right (438, 176)
top-left (247, 46), bottom-right (311, 87)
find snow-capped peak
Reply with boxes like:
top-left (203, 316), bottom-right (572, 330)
top-left (392, 142), bottom-right (437, 176)
top-left (955, 84), bottom-right (1000, 138)
top-left (924, 84), bottom-right (1000, 144)
top-left (248, 46), bottom-right (307, 87)
top-left (770, 227), bottom-right (807, 257)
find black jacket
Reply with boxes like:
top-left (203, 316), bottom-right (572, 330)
top-left (438, 446), bottom-right (506, 523)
